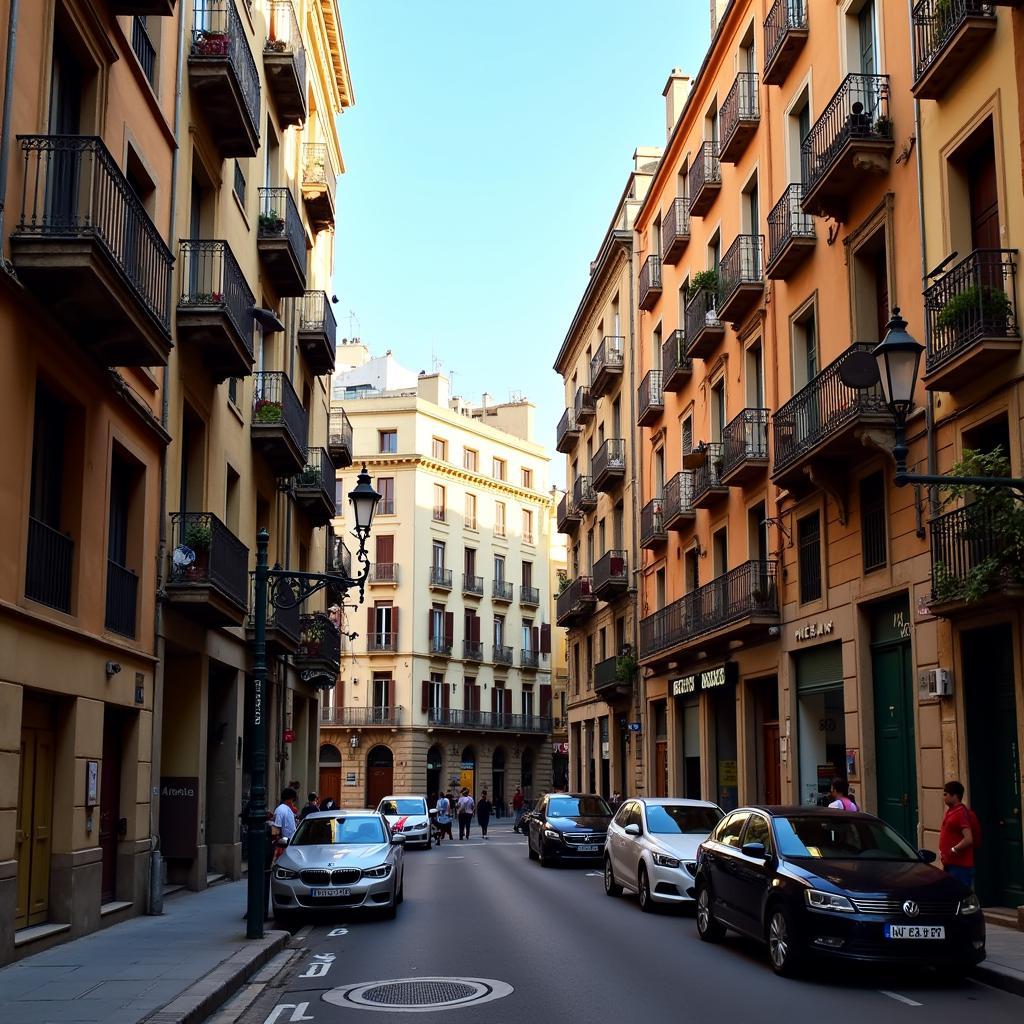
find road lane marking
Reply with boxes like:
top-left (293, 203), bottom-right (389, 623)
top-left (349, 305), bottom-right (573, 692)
top-left (264, 1002), bottom-right (315, 1024)
top-left (327, 927), bottom-right (348, 937)
top-left (447, 856), bottom-right (465, 859)
top-left (879, 991), bottom-right (923, 1007)
top-left (585, 872), bottom-right (602, 877)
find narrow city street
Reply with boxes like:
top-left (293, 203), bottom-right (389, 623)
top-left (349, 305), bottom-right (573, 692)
top-left (236, 822), bottom-right (1022, 1024)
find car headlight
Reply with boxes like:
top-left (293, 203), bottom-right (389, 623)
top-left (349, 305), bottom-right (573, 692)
top-left (805, 889), bottom-right (855, 913)
top-left (363, 864), bottom-right (393, 879)
top-left (652, 852), bottom-right (681, 868)
top-left (544, 828), bottom-right (562, 840)
top-left (274, 867), bottom-right (298, 880)
top-left (958, 893), bottom-right (981, 916)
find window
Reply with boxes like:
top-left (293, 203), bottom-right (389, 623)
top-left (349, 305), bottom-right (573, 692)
top-left (710, 378), bottom-right (726, 442)
top-left (433, 483), bottom-right (446, 522)
top-left (430, 604), bottom-right (446, 652)
top-left (522, 620), bottom-right (534, 652)
top-left (494, 554), bottom-right (505, 582)
top-left (464, 448), bottom-right (478, 472)
top-left (522, 561), bottom-right (533, 589)
top-left (465, 492), bottom-right (477, 530)
top-left (233, 160), bottom-right (246, 207)
top-left (798, 510), bottom-right (822, 603)
top-left (431, 436), bottom-right (447, 461)
top-left (106, 450), bottom-right (141, 638)
top-left (681, 415), bottom-right (693, 456)
top-left (226, 465), bottom-right (240, 534)
top-left (494, 614), bottom-right (505, 645)
top-left (792, 301), bottom-right (818, 390)
top-left (522, 688), bottom-right (534, 717)
top-left (860, 472), bottom-right (887, 572)
top-left (376, 476), bottom-right (395, 515)
top-left (371, 672), bottom-right (391, 713)
top-left (334, 477), bottom-right (344, 516)
top-left (522, 508), bottom-right (534, 544)
top-left (714, 811), bottom-right (751, 849)
top-left (788, 87), bottom-right (811, 183)
top-left (429, 672), bottom-right (444, 712)
top-left (521, 467), bottom-right (533, 489)
top-left (464, 547), bottom-right (476, 576)
top-left (379, 429), bottom-right (397, 453)
top-left (432, 540), bottom-right (446, 570)
top-left (494, 501), bottom-right (506, 538)
top-left (227, 377), bottom-right (239, 407)
top-left (492, 457), bottom-right (507, 481)
top-left (745, 340), bottom-right (765, 408)
top-left (851, 227), bottom-right (890, 343)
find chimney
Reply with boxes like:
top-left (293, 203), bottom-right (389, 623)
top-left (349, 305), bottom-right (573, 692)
top-left (481, 392), bottom-right (492, 409)
top-left (662, 68), bottom-right (691, 140)
top-left (710, 0), bottom-right (729, 33)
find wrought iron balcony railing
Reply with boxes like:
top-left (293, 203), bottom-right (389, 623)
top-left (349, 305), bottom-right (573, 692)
top-left (556, 576), bottom-right (595, 625)
top-left (662, 197), bottom-right (690, 263)
top-left (929, 502), bottom-right (1003, 605)
top-left (462, 573), bottom-right (484, 596)
top-left (662, 329), bottom-right (692, 390)
top-left (688, 141), bottom-right (721, 216)
top-left (663, 471), bottom-right (696, 528)
top-left (430, 634), bottom-right (452, 657)
top-left (718, 234), bottom-right (764, 322)
top-left (328, 405), bottom-right (353, 467)
top-left (247, 572), bottom-right (301, 650)
top-left (493, 580), bottom-right (514, 602)
top-left (764, 0), bottom-right (808, 85)
top-left (639, 254), bottom-right (663, 310)
top-left (299, 289), bottom-right (337, 373)
top-left (574, 385), bottom-right (595, 422)
top-left (464, 639), bottom-right (484, 661)
top-left (427, 709), bottom-right (550, 733)
top-left (556, 407), bottom-right (581, 453)
top-left (132, 16), bottom-right (157, 85)
top-left (167, 511), bottom-right (249, 612)
top-left (692, 442), bottom-right (728, 504)
top-left (370, 562), bottom-right (398, 584)
top-left (520, 585), bottom-right (540, 606)
top-left (637, 370), bottom-right (664, 426)
top-left (258, 186), bottom-right (306, 286)
top-left (178, 239), bottom-right (255, 358)
top-left (912, 0), bottom-right (996, 96)
top-left (366, 631), bottom-right (398, 652)
top-left (684, 285), bottom-right (724, 359)
top-left (322, 706), bottom-right (403, 728)
top-left (767, 184), bottom-right (816, 278)
top-left (106, 559), bottom-right (139, 638)
top-left (593, 549), bottom-right (628, 599)
top-left (429, 566), bottom-right (453, 590)
top-left (26, 516), bottom-right (73, 613)
top-left (719, 72), bottom-right (759, 162)
top-left (593, 438), bottom-right (626, 490)
top-left (521, 650), bottom-right (541, 670)
top-left (293, 446), bottom-right (336, 525)
top-left (640, 498), bottom-right (666, 548)
top-left (573, 474), bottom-right (597, 511)
top-left (252, 371), bottom-right (308, 456)
top-left (264, 1), bottom-right (307, 121)
top-left (720, 408), bottom-right (770, 482)
top-left (492, 644), bottom-right (514, 665)
top-left (302, 142), bottom-right (337, 200)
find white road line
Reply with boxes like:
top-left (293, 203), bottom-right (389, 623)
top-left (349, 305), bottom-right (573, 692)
top-left (447, 855), bottom-right (465, 859)
top-left (585, 872), bottom-right (602, 877)
top-left (879, 990), bottom-right (923, 1007)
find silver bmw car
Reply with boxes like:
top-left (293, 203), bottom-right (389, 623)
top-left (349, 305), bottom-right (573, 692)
top-left (271, 809), bottom-right (405, 923)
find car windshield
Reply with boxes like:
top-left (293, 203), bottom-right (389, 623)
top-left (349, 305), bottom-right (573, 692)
top-left (290, 816), bottom-right (387, 846)
top-left (774, 816), bottom-right (920, 861)
top-left (549, 796), bottom-right (611, 818)
top-left (646, 804), bottom-right (723, 835)
top-left (380, 799), bottom-right (426, 816)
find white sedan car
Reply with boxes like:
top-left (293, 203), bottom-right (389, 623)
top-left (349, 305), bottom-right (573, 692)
top-left (376, 795), bottom-right (432, 850)
top-left (604, 798), bottom-right (723, 912)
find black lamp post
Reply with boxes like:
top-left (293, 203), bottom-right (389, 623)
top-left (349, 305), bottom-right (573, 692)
top-left (246, 464), bottom-right (380, 939)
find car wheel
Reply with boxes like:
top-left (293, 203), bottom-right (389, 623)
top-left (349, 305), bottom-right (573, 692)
top-left (539, 843), bottom-right (558, 868)
top-left (528, 833), bottom-right (538, 860)
top-left (396, 873), bottom-right (404, 905)
top-left (384, 886), bottom-right (398, 920)
top-left (696, 884), bottom-right (725, 942)
top-left (767, 905), bottom-right (802, 977)
top-left (638, 865), bottom-right (656, 913)
top-left (604, 857), bottom-right (622, 897)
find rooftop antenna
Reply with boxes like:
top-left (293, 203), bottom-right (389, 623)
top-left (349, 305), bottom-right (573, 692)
top-left (346, 310), bottom-right (361, 337)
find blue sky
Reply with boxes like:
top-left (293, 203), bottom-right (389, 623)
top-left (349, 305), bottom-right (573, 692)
top-left (333, 2), bottom-right (711, 482)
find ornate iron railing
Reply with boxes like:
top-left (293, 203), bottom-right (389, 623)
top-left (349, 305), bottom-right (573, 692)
top-left (593, 438), bottom-right (625, 483)
top-left (556, 576), bottom-right (594, 622)
top-left (252, 370), bottom-right (307, 452)
top-left (302, 141), bottom-right (336, 199)
top-left (295, 446), bottom-right (334, 504)
top-left (721, 408), bottom-right (769, 478)
top-left (662, 329), bottom-right (692, 384)
top-left (428, 708), bottom-right (550, 733)
top-left (638, 370), bottom-right (664, 422)
top-left (688, 141), bottom-right (721, 202)
top-left (370, 562), bottom-right (398, 584)
top-left (720, 72), bottom-right (759, 151)
top-left (693, 442), bottom-right (727, 498)
top-left (593, 549), bottom-right (628, 593)
top-left (462, 573), bottom-right (484, 595)
top-left (25, 516), bottom-right (73, 612)
top-left (639, 254), bottom-right (662, 305)
top-left (105, 559), bottom-right (139, 637)
top-left (258, 186), bottom-right (305, 274)
top-left (664, 471), bottom-right (695, 522)
top-left (720, 234), bottom-right (764, 302)
top-left (556, 408), bottom-right (579, 449)
top-left (640, 498), bottom-right (665, 547)
top-left (493, 580), bottom-right (514, 602)
top-left (301, 289), bottom-right (337, 345)
top-left (429, 566), bottom-right (453, 589)
top-left (178, 239), bottom-right (255, 356)
top-left (322, 706), bottom-right (403, 727)
top-left (684, 286), bottom-right (722, 352)
top-left (765, 0), bottom-right (807, 73)
top-left (929, 502), bottom-right (1001, 602)
top-left (464, 640), bottom-right (484, 661)
top-left (767, 184), bottom-right (815, 268)
top-left (520, 585), bottom-right (540, 606)
top-left (521, 650), bottom-right (541, 670)
top-left (590, 335), bottom-right (625, 384)
top-left (168, 511), bottom-right (248, 609)
top-left (265, 1), bottom-right (306, 87)
top-left (190, 0), bottom-right (260, 138)
top-left (328, 405), bottom-right (353, 462)
top-left (912, 0), bottom-right (995, 82)
top-left (574, 385), bottom-right (595, 421)
top-left (493, 644), bottom-right (514, 665)
top-left (594, 656), bottom-right (622, 693)
top-left (662, 197), bottom-right (690, 261)
top-left (572, 474), bottom-right (596, 511)
top-left (366, 631), bottom-right (398, 652)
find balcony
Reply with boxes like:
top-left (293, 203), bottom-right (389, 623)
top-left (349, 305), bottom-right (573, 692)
top-left (430, 634), bottom-right (453, 658)
top-left (640, 498), bottom-right (666, 550)
top-left (105, 559), bottom-right (139, 638)
top-left (595, 656), bottom-right (632, 699)
top-left (459, 573), bottom-right (482, 599)
top-left (557, 492), bottom-right (582, 534)
top-left (166, 512), bottom-right (249, 626)
top-left (766, 184), bottom-right (816, 279)
top-left (369, 562), bottom-right (399, 586)
top-left (684, 285), bottom-right (725, 359)
top-left (25, 517), bottom-right (73, 613)
top-left (298, 290), bottom-right (337, 376)
top-left (328, 406), bottom-right (353, 469)
top-left (112, 1), bottom-right (176, 13)
top-left (11, 136), bottom-right (173, 367)
top-left (718, 235), bottom-right (765, 326)
top-left (772, 343), bottom-right (890, 492)
top-left (252, 371), bottom-right (308, 476)
top-left (720, 408), bottom-right (770, 488)
top-left (493, 580), bottom-right (513, 603)
top-left (188, 0), bottom-right (260, 157)
top-left (639, 254), bottom-right (663, 311)
top-left (556, 408), bottom-right (581, 454)
top-left (327, 529), bottom-right (351, 577)
top-left (263, 1), bottom-right (306, 126)
top-left (573, 474), bottom-right (598, 512)
top-left (520, 585), bottom-right (540, 607)
top-left (593, 438), bottom-right (626, 492)
top-left (302, 143), bottom-right (336, 231)
top-left (922, 249), bottom-right (1019, 391)
top-left (493, 644), bottom-right (514, 666)
top-left (464, 640), bottom-right (484, 661)
top-left (663, 471), bottom-right (696, 531)
top-left (322, 706), bottom-right (403, 728)
top-left (912, 0), bottom-right (997, 100)
top-left (800, 74), bottom-right (894, 220)
top-left (429, 566), bottom-right (453, 591)
top-left (295, 612), bottom-right (341, 687)
top-left (556, 576), bottom-right (596, 627)
top-left (366, 631), bottom-right (398, 653)
top-left (257, 187), bottom-right (307, 297)
top-left (521, 650), bottom-right (540, 671)
top-left (574, 385), bottom-right (595, 423)
top-left (590, 336), bottom-right (625, 398)
top-left (427, 709), bottom-right (550, 734)
top-left (176, 239), bottom-right (255, 381)
top-left (246, 574), bottom-right (300, 655)
top-left (764, 0), bottom-right (809, 86)
top-left (720, 73), bottom-right (760, 163)
top-left (688, 142), bottom-right (721, 217)
top-left (593, 549), bottom-right (628, 602)
top-left (661, 330), bottom-right (693, 392)
top-left (639, 560), bottom-right (779, 661)
top-left (662, 197), bottom-right (691, 264)
top-left (692, 443), bottom-right (730, 508)
top-left (637, 371), bottom-right (664, 427)
top-left (293, 447), bottom-right (336, 526)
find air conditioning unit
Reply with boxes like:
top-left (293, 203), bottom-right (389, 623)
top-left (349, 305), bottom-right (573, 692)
top-left (921, 668), bottom-right (953, 698)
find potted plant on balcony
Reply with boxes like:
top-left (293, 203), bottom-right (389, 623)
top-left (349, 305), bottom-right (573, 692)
top-left (936, 284), bottom-right (1012, 336)
top-left (691, 269), bottom-right (721, 324)
top-left (299, 614), bottom-right (330, 657)
top-left (183, 520), bottom-right (212, 578)
top-left (254, 398), bottom-right (284, 423)
top-left (265, 37), bottom-right (289, 53)
top-left (615, 653), bottom-right (637, 683)
top-left (195, 30), bottom-right (229, 57)
top-left (295, 464), bottom-right (321, 488)
top-left (556, 571), bottom-right (570, 595)
top-left (258, 211), bottom-right (286, 235)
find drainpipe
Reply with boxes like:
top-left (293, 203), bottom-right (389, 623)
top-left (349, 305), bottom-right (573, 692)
top-left (149, 2), bottom-right (189, 916)
top-left (626, 236), bottom-right (642, 795)
top-left (0, 0), bottom-right (21, 264)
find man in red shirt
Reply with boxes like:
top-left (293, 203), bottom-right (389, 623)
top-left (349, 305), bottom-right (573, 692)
top-left (939, 780), bottom-right (974, 889)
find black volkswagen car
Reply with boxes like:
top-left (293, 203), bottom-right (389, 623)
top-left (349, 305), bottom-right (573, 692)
top-left (693, 806), bottom-right (985, 977)
top-left (526, 793), bottom-right (613, 866)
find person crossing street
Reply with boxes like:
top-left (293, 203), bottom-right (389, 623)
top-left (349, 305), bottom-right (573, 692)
top-left (477, 789), bottom-right (493, 838)
top-left (457, 788), bottom-right (475, 840)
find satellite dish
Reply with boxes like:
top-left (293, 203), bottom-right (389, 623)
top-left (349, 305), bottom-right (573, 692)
top-left (839, 349), bottom-right (880, 389)
top-left (682, 444), bottom-right (708, 470)
top-left (173, 545), bottom-right (196, 567)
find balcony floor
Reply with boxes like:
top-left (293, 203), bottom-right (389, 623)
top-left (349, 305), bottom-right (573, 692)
top-left (923, 334), bottom-right (1021, 392)
top-left (764, 28), bottom-right (808, 86)
top-left (720, 120), bottom-right (758, 164)
top-left (299, 326), bottom-right (335, 376)
top-left (801, 138), bottom-right (894, 220)
top-left (686, 322), bottom-right (725, 360)
top-left (188, 60), bottom-right (259, 158)
top-left (766, 236), bottom-right (816, 280)
top-left (719, 456), bottom-right (769, 488)
top-left (590, 366), bottom-right (623, 399)
top-left (690, 181), bottom-right (721, 218)
top-left (257, 237), bottom-right (307, 298)
top-left (264, 53), bottom-right (307, 127)
top-left (165, 582), bottom-right (247, 628)
top-left (252, 425), bottom-right (306, 477)
top-left (719, 282), bottom-right (764, 326)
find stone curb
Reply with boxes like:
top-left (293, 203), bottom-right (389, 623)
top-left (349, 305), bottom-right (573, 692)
top-left (141, 930), bottom-right (290, 1024)
top-left (971, 963), bottom-right (1024, 999)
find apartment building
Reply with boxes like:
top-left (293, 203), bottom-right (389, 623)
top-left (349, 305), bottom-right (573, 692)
top-left (0, 0), bottom-right (354, 961)
top-left (321, 360), bottom-right (555, 809)
top-left (553, 151), bottom-right (657, 799)
top-left (632, 0), bottom-right (934, 830)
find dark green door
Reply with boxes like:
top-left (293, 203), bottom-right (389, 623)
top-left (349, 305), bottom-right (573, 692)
top-left (963, 625), bottom-right (1023, 907)
top-left (871, 599), bottom-right (918, 842)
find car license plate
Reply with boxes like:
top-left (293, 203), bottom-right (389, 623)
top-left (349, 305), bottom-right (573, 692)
top-left (310, 887), bottom-right (351, 898)
top-left (885, 924), bottom-right (945, 940)
top-left (578, 844), bottom-right (599, 853)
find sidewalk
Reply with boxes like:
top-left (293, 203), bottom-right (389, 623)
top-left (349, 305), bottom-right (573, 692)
top-left (0, 882), bottom-right (288, 1024)
top-left (976, 922), bottom-right (1024, 997)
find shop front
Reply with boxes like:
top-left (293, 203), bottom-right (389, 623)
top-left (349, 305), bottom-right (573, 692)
top-left (793, 641), bottom-right (846, 808)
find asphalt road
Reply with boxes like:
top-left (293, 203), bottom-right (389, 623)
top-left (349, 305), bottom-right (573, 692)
top-left (236, 821), bottom-right (1022, 1024)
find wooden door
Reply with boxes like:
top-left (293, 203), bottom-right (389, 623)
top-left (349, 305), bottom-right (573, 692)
top-left (655, 741), bottom-right (668, 797)
top-left (318, 766), bottom-right (341, 806)
top-left (16, 712), bottom-right (55, 929)
top-left (763, 722), bottom-right (781, 805)
top-left (99, 711), bottom-right (123, 903)
top-left (872, 640), bottom-right (918, 842)
top-left (968, 142), bottom-right (999, 251)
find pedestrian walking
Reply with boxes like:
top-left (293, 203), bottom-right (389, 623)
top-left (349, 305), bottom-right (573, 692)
top-left (512, 786), bottom-right (525, 830)
top-left (827, 778), bottom-right (859, 811)
top-left (270, 787), bottom-right (299, 861)
top-left (299, 792), bottom-right (320, 819)
top-left (940, 780), bottom-right (977, 889)
top-left (320, 796), bottom-right (337, 812)
top-left (435, 792), bottom-right (453, 844)
top-left (457, 788), bottom-right (475, 839)
top-left (609, 790), bottom-right (622, 811)
top-left (477, 790), bottom-right (493, 838)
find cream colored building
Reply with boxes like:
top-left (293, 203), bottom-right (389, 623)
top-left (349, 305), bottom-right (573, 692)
top-left (548, 501), bottom-right (569, 789)
top-left (321, 359), bottom-right (555, 809)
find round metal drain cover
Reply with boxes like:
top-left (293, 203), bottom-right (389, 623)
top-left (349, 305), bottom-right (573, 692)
top-left (324, 976), bottom-right (513, 1013)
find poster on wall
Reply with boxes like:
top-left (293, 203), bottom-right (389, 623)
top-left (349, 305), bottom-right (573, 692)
top-left (159, 777), bottom-right (199, 859)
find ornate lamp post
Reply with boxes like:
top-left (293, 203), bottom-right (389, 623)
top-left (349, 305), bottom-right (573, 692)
top-left (246, 464), bottom-right (380, 939)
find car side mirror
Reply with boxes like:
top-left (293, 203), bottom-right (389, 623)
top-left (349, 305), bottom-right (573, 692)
top-left (391, 833), bottom-right (407, 845)
top-left (918, 848), bottom-right (937, 864)
top-left (624, 824), bottom-right (641, 837)
top-left (741, 841), bottom-right (767, 859)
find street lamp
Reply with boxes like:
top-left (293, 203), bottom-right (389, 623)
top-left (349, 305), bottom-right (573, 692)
top-left (246, 464), bottom-right (380, 939)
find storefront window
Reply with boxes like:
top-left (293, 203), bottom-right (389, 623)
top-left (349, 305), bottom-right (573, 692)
top-left (795, 642), bottom-right (845, 806)
top-left (712, 687), bottom-right (738, 811)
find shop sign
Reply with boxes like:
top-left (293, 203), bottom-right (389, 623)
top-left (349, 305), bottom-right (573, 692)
top-left (283, 728), bottom-right (295, 743)
top-left (671, 662), bottom-right (738, 695)
top-left (794, 620), bottom-right (834, 643)
top-left (345, 772), bottom-right (357, 786)
top-left (552, 742), bottom-right (569, 754)
top-left (626, 722), bottom-right (642, 732)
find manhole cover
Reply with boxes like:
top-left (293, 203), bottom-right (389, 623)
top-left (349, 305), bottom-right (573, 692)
top-left (324, 976), bottom-right (513, 1013)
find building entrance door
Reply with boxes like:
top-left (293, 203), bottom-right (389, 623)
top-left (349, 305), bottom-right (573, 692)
top-left (17, 696), bottom-right (56, 929)
top-left (365, 746), bottom-right (393, 809)
top-left (964, 625), bottom-right (1023, 907)
top-left (100, 709), bottom-right (124, 903)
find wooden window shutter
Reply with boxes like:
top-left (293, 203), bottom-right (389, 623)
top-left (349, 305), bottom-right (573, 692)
top-left (471, 615), bottom-right (481, 642)
top-left (491, 688), bottom-right (498, 714)
top-left (387, 677), bottom-right (395, 708)
top-left (444, 611), bottom-right (454, 646)
top-left (375, 535), bottom-right (394, 562)
top-left (442, 682), bottom-right (450, 710)
top-left (421, 680), bottom-right (429, 713)
top-left (540, 623), bottom-right (551, 654)
top-left (392, 606), bottom-right (399, 641)
top-left (504, 689), bottom-right (513, 715)
top-left (532, 626), bottom-right (540, 653)
top-left (367, 606), bottom-right (375, 637)
top-left (539, 684), bottom-right (552, 718)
